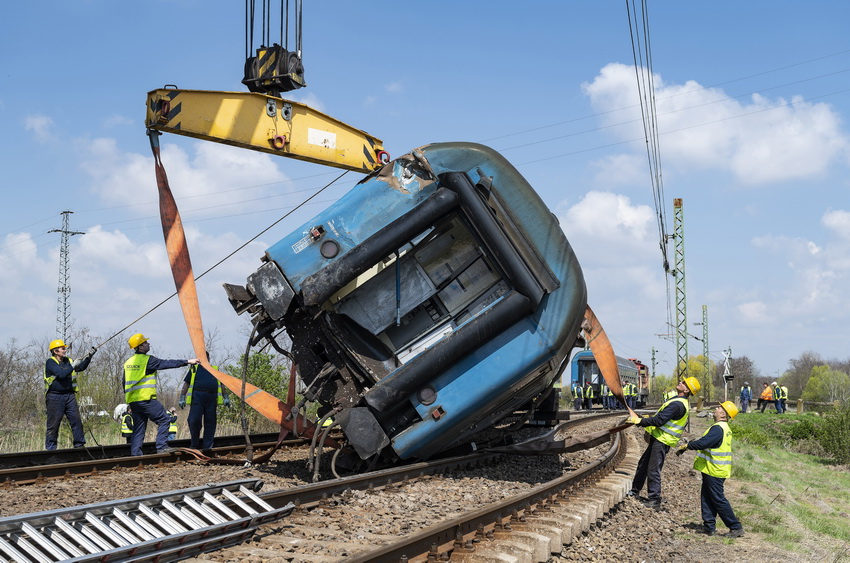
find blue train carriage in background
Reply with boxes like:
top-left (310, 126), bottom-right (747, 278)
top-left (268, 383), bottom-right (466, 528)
top-left (570, 350), bottom-right (648, 408)
top-left (224, 142), bottom-right (588, 470)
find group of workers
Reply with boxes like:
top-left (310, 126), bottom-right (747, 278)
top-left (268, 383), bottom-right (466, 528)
top-left (627, 376), bottom-right (745, 538)
top-left (44, 334), bottom-right (230, 455)
top-left (572, 380), bottom-right (639, 410)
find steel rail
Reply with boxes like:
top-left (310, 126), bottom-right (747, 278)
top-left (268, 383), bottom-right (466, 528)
top-left (0, 438), bottom-right (309, 487)
top-left (346, 421), bottom-right (626, 562)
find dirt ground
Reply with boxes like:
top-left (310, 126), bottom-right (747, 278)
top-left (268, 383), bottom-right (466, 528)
top-left (552, 414), bottom-right (849, 562)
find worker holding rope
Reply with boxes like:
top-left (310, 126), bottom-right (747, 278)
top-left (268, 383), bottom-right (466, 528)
top-left (124, 333), bottom-right (198, 455)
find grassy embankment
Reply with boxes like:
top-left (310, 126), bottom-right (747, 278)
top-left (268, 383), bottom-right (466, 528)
top-left (727, 410), bottom-right (850, 559)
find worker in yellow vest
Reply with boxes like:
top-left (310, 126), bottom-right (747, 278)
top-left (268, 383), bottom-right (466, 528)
top-left (626, 376), bottom-right (701, 510)
top-left (572, 383), bottom-right (583, 411)
top-left (583, 380), bottom-right (595, 410)
top-left (44, 339), bottom-right (97, 450)
top-left (124, 333), bottom-right (198, 456)
top-left (167, 408), bottom-right (179, 441)
top-left (179, 353), bottom-right (230, 450)
top-left (119, 405), bottom-right (134, 443)
top-left (676, 401), bottom-right (744, 538)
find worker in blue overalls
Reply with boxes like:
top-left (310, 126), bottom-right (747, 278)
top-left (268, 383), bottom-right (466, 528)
top-left (179, 353), bottom-right (230, 450)
top-left (44, 339), bottom-right (97, 450)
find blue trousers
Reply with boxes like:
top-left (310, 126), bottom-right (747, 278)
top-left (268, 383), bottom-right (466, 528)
top-left (187, 390), bottom-right (219, 449)
top-left (740, 398), bottom-right (750, 413)
top-left (631, 436), bottom-right (670, 500)
top-left (129, 399), bottom-right (171, 455)
top-left (700, 473), bottom-right (742, 532)
top-left (45, 393), bottom-right (86, 450)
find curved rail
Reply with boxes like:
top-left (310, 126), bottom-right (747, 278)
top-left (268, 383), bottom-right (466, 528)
top-left (348, 420), bottom-right (629, 561)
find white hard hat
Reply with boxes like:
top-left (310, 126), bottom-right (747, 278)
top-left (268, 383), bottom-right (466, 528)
top-left (113, 403), bottom-right (129, 421)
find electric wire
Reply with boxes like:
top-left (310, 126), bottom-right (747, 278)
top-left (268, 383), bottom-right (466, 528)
top-left (95, 169), bottom-right (348, 348)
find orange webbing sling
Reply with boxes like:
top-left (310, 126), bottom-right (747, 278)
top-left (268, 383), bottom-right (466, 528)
top-left (582, 305), bottom-right (638, 419)
top-left (148, 131), bottom-right (325, 443)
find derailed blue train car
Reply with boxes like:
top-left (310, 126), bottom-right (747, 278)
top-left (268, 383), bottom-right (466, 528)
top-left (225, 142), bottom-right (588, 467)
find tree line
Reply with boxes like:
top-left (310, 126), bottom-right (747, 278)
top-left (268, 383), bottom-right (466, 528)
top-left (0, 326), bottom-right (299, 435)
top-left (657, 350), bottom-right (850, 406)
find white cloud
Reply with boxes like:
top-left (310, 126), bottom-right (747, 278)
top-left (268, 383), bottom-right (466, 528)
top-left (822, 208), bottom-right (850, 240)
top-left (25, 114), bottom-right (54, 143)
top-left (385, 81), bottom-right (403, 93)
top-left (78, 138), bottom-right (291, 216)
top-left (738, 301), bottom-right (770, 323)
top-left (103, 115), bottom-right (133, 128)
top-left (589, 153), bottom-right (646, 188)
top-left (582, 63), bottom-right (850, 186)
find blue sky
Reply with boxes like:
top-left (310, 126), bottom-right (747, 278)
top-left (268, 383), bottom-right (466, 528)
top-left (2, 1), bottom-right (849, 381)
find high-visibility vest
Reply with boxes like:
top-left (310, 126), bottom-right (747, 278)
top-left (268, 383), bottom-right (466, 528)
top-left (760, 387), bottom-right (773, 400)
top-left (120, 413), bottom-right (133, 436)
top-left (44, 356), bottom-right (79, 394)
top-left (168, 417), bottom-right (178, 434)
top-left (572, 385), bottom-right (583, 399)
top-left (601, 385), bottom-right (609, 396)
top-left (585, 386), bottom-right (595, 399)
top-left (185, 365), bottom-right (223, 405)
top-left (645, 397), bottom-right (690, 446)
top-left (780, 386), bottom-right (789, 400)
top-left (663, 389), bottom-right (676, 401)
top-left (693, 421), bottom-right (732, 478)
top-left (124, 354), bottom-right (157, 402)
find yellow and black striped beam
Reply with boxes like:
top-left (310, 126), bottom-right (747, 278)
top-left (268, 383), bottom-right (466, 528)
top-left (146, 88), bottom-right (388, 173)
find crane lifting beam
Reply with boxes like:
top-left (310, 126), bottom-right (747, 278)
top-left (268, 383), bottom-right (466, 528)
top-left (146, 88), bottom-right (389, 173)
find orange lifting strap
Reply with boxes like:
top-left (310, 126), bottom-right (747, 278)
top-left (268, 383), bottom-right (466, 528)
top-left (583, 305), bottom-right (639, 419)
top-left (148, 131), bottom-right (326, 442)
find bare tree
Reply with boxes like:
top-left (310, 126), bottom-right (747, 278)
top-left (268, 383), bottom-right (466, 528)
top-left (782, 351), bottom-right (825, 399)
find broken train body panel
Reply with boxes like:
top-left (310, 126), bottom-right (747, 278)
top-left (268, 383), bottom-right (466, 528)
top-left (226, 142), bottom-right (587, 463)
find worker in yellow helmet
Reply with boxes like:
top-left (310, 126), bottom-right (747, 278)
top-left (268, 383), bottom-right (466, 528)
top-left (124, 333), bottom-right (198, 455)
top-left (626, 376), bottom-right (701, 511)
top-left (676, 401), bottom-right (744, 538)
top-left (44, 339), bottom-right (97, 450)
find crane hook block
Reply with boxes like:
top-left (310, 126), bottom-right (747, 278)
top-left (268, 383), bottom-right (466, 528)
top-left (243, 44), bottom-right (306, 97)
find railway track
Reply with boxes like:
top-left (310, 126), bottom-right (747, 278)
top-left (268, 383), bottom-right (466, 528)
top-left (0, 413), bottom-right (638, 562)
top-left (0, 433), bottom-right (318, 487)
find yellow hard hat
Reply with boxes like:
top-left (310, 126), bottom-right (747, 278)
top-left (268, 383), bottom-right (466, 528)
top-left (683, 376), bottom-right (701, 395)
top-left (128, 333), bottom-right (149, 349)
top-left (49, 339), bottom-right (66, 351)
top-left (720, 401), bottom-right (739, 419)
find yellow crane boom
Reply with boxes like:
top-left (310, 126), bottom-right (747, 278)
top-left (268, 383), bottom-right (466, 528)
top-left (146, 88), bottom-right (389, 173)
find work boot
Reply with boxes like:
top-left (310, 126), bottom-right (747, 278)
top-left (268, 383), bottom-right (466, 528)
top-left (703, 528), bottom-right (716, 536)
top-left (156, 446), bottom-right (177, 454)
top-left (640, 498), bottom-right (661, 511)
top-left (626, 489), bottom-right (639, 497)
top-left (726, 528), bottom-right (745, 538)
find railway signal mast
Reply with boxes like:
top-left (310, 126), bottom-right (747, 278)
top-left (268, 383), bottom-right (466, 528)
top-left (48, 210), bottom-right (84, 341)
top-left (671, 198), bottom-right (688, 380)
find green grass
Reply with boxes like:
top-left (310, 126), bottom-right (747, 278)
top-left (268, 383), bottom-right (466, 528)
top-left (725, 412), bottom-right (850, 556)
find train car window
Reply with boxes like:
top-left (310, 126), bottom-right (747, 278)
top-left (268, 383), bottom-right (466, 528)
top-left (436, 257), bottom-right (500, 315)
top-left (331, 211), bottom-right (510, 365)
top-left (414, 216), bottom-right (480, 286)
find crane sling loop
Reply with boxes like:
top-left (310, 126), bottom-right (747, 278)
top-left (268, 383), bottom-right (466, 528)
top-left (582, 305), bottom-right (638, 419)
top-left (147, 130), bottom-right (334, 453)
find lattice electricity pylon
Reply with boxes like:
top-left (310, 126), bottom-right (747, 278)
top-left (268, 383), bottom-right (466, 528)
top-left (48, 210), bottom-right (85, 341)
top-left (672, 198), bottom-right (688, 380)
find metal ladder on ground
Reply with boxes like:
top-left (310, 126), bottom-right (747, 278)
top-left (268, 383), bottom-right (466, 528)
top-left (0, 479), bottom-right (293, 562)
